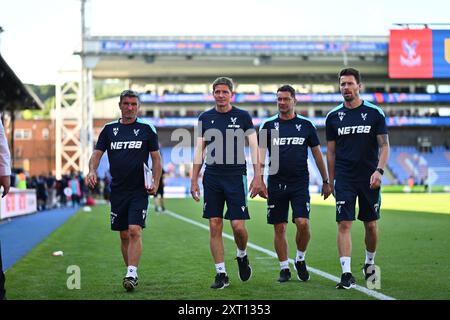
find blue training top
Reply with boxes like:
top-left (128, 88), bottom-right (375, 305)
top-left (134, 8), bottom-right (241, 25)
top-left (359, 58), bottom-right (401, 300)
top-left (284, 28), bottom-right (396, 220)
top-left (198, 106), bottom-right (255, 176)
top-left (260, 113), bottom-right (320, 184)
top-left (325, 100), bottom-right (388, 182)
top-left (95, 118), bottom-right (159, 191)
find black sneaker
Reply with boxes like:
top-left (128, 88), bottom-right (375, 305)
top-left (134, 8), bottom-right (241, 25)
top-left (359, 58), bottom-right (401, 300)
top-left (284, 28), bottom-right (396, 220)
top-left (210, 273), bottom-right (229, 289)
top-left (236, 255), bottom-right (252, 282)
top-left (123, 276), bottom-right (138, 292)
top-left (294, 260), bottom-right (310, 281)
top-left (336, 272), bottom-right (356, 289)
top-left (278, 268), bottom-right (291, 283)
top-left (363, 263), bottom-right (376, 281)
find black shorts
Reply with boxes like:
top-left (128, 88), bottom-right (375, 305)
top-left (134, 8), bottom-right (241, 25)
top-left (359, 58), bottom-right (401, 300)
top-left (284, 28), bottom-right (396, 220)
top-left (267, 181), bottom-right (310, 224)
top-left (202, 173), bottom-right (250, 220)
top-left (110, 190), bottom-right (149, 231)
top-left (334, 179), bottom-right (381, 222)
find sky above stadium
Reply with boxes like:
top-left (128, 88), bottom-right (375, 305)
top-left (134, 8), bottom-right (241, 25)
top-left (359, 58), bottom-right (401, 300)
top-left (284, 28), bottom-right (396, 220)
top-left (0, 0), bottom-right (449, 84)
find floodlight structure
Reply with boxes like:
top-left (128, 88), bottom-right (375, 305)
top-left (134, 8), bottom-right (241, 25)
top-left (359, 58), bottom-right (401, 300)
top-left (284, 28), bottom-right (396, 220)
top-left (55, 0), bottom-right (95, 178)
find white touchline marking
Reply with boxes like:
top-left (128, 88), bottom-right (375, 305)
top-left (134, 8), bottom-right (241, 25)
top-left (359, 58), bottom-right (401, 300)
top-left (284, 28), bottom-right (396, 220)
top-left (165, 209), bottom-right (396, 300)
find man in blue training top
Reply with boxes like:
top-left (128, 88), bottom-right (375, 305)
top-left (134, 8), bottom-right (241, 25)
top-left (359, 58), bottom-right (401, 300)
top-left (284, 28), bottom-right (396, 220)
top-left (190, 77), bottom-right (262, 289)
top-left (87, 90), bottom-right (162, 292)
top-left (259, 85), bottom-right (331, 283)
top-left (326, 68), bottom-right (390, 289)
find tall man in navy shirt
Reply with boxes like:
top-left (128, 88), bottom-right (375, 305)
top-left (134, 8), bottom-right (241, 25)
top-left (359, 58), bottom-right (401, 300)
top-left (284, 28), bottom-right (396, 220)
top-left (191, 77), bottom-right (262, 289)
top-left (326, 68), bottom-right (390, 289)
top-left (259, 85), bottom-right (331, 283)
top-left (87, 90), bottom-right (162, 292)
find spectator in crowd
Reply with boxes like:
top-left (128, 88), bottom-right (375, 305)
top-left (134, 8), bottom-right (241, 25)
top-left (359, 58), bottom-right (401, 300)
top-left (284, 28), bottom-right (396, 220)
top-left (70, 173), bottom-right (81, 207)
top-left (46, 173), bottom-right (56, 209)
top-left (407, 175), bottom-right (415, 189)
top-left (16, 168), bottom-right (27, 190)
top-left (36, 175), bottom-right (48, 211)
top-left (154, 168), bottom-right (166, 212)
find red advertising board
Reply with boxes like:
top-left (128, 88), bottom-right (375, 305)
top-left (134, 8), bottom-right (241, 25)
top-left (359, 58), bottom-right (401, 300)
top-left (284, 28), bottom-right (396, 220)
top-left (389, 29), bottom-right (433, 78)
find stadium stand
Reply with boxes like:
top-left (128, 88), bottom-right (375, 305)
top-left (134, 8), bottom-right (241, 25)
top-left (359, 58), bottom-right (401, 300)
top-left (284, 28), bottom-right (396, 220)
top-left (389, 146), bottom-right (450, 186)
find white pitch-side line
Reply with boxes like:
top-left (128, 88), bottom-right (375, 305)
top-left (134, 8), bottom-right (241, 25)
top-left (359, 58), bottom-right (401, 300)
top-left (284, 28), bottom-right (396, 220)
top-left (165, 209), bottom-right (396, 301)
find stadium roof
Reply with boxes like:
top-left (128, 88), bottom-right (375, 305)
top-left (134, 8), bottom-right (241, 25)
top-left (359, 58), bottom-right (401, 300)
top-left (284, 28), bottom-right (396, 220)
top-left (0, 53), bottom-right (43, 111)
top-left (80, 36), bottom-right (389, 80)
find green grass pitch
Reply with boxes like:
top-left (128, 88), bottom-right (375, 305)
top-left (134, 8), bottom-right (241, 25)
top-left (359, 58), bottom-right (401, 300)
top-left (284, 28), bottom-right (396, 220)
top-left (5, 193), bottom-right (450, 300)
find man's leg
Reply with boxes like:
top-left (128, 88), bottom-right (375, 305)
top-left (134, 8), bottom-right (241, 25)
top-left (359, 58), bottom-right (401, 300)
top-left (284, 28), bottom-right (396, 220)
top-left (336, 220), bottom-right (356, 289)
top-left (337, 220), bottom-right (353, 263)
top-left (295, 218), bottom-right (310, 253)
top-left (358, 182), bottom-right (381, 280)
top-left (230, 219), bottom-right (248, 252)
top-left (209, 217), bottom-right (225, 265)
top-left (154, 196), bottom-right (160, 212)
top-left (119, 230), bottom-right (129, 266)
top-left (274, 223), bottom-right (291, 282)
top-left (364, 220), bottom-right (378, 254)
top-left (274, 223), bottom-right (288, 262)
top-left (209, 217), bottom-right (230, 289)
top-left (294, 217), bottom-right (311, 281)
top-left (363, 220), bottom-right (378, 280)
top-left (127, 225), bottom-right (142, 268)
top-left (122, 225), bottom-right (142, 291)
top-left (230, 219), bottom-right (252, 281)
top-left (160, 196), bottom-right (165, 211)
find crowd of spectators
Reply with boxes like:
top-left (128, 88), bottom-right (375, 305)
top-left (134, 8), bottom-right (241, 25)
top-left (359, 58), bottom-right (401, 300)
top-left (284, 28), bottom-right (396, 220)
top-left (9, 169), bottom-right (111, 211)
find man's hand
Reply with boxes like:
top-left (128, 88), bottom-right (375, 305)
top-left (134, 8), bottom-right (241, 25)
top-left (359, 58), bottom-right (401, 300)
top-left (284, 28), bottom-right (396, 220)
top-left (370, 171), bottom-right (382, 189)
top-left (329, 181), bottom-right (335, 198)
top-left (259, 181), bottom-right (268, 199)
top-left (146, 183), bottom-right (158, 196)
top-left (321, 182), bottom-right (332, 200)
top-left (249, 176), bottom-right (262, 199)
top-left (0, 175), bottom-right (10, 198)
top-left (190, 181), bottom-right (200, 202)
top-left (86, 171), bottom-right (97, 190)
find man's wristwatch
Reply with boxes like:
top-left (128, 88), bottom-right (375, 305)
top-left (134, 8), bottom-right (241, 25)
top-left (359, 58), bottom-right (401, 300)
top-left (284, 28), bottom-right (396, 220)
top-left (376, 168), bottom-right (384, 175)
top-left (323, 179), bottom-right (329, 184)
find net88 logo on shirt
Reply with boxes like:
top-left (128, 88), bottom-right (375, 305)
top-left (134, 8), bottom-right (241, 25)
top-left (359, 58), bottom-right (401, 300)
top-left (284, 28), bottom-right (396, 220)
top-left (110, 141), bottom-right (143, 149)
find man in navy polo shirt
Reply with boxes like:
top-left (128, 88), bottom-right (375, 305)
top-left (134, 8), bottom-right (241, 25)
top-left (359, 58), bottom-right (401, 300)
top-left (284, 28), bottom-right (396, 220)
top-left (259, 85), bottom-right (331, 283)
top-left (191, 77), bottom-right (262, 289)
top-left (87, 90), bottom-right (162, 292)
top-left (326, 68), bottom-right (390, 289)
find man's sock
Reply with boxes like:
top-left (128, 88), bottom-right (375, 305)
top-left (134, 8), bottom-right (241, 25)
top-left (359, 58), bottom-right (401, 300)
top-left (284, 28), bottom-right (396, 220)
top-left (279, 260), bottom-right (289, 270)
top-left (126, 265), bottom-right (137, 278)
top-left (215, 262), bottom-right (226, 274)
top-left (365, 250), bottom-right (376, 265)
top-left (296, 250), bottom-right (306, 262)
top-left (236, 248), bottom-right (247, 258)
top-left (340, 257), bottom-right (351, 274)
